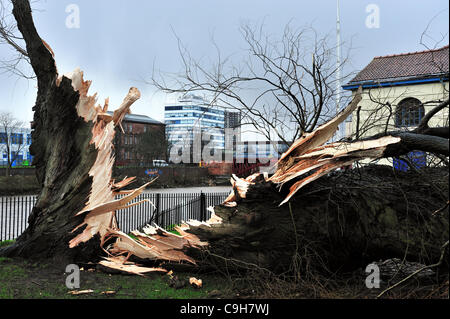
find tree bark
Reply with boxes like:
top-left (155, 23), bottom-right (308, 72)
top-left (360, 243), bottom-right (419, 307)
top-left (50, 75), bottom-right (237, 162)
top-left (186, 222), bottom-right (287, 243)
top-left (0, 0), bottom-right (139, 264)
top-left (185, 166), bottom-right (449, 273)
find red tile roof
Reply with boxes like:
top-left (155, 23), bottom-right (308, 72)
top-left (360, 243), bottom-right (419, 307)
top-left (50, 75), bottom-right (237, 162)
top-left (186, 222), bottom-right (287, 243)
top-left (349, 45), bottom-right (449, 83)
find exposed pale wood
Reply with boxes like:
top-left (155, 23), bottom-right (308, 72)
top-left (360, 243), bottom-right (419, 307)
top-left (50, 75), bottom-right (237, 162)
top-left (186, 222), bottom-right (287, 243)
top-left (276, 86), bottom-right (362, 165)
top-left (98, 256), bottom-right (167, 276)
top-left (112, 87), bottom-right (141, 133)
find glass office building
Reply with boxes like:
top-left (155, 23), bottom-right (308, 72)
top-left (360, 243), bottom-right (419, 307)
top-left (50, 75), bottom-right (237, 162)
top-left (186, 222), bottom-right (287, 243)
top-left (165, 94), bottom-right (225, 161)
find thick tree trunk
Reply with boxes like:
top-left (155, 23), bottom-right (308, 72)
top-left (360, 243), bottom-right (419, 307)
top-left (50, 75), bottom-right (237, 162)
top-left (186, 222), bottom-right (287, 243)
top-left (0, 0), bottom-right (141, 264)
top-left (1, 74), bottom-right (100, 262)
top-left (185, 166), bottom-right (449, 273)
top-left (1, 0), bottom-right (97, 261)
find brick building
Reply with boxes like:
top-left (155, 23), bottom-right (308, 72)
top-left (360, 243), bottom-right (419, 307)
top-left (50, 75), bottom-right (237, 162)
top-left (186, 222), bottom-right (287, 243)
top-left (109, 112), bottom-right (166, 166)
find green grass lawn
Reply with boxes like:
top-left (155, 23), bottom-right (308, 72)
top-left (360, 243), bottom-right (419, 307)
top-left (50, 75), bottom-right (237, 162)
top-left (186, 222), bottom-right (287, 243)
top-left (0, 241), bottom-right (230, 299)
top-left (1, 240), bottom-right (447, 299)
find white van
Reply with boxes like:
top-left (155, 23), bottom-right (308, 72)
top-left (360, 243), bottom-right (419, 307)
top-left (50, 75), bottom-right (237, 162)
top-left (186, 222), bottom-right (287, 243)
top-left (152, 159), bottom-right (168, 167)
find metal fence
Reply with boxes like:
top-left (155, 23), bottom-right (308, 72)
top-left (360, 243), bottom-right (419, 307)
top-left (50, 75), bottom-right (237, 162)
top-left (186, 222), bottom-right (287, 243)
top-left (115, 192), bottom-right (229, 233)
top-left (0, 195), bottom-right (37, 241)
top-left (0, 192), bottom-right (229, 241)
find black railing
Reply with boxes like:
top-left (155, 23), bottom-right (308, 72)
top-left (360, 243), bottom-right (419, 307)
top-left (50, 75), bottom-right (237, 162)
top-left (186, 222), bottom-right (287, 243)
top-left (0, 192), bottom-right (229, 241)
top-left (0, 195), bottom-right (37, 242)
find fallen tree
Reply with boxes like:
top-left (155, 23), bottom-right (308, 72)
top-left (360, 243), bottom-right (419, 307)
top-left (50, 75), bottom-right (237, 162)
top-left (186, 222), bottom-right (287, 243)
top-left (184, 166), bottom-right (449, 274)
top-left (1, 0), bottom-right (448, 278)
top-left (180, 95), bottom-right (449, 273)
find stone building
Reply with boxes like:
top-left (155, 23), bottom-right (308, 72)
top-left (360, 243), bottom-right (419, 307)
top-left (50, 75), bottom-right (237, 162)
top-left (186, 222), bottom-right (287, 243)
top-left (342, 45), bottom-right (449, 167)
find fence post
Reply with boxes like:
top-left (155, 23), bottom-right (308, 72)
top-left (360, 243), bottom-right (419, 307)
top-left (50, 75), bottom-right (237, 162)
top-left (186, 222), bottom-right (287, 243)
top-left (155, 193), bottom-right (160, 225)
top-left (200, 191), bottom-right (206, 221)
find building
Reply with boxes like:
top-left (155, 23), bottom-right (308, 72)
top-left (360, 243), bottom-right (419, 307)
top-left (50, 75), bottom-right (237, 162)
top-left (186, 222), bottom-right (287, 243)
top-left (0, 127), bottom-right (32, 167)
top-left (205, 140), bottom-right (289, 176)
top-left (223, 110), bottom-right (242, 161)
top-left (234, 140), bottom-right (289, 175)
top-left (342, 45), bottom-right (449, 167)
top-left (164, 94), bottom-right (225, 163)
top-left (224, 110), bottom-right (241, 129)
top-left (110, 112), bottom-right (166, 166)
top-left (234, 140), bottom-right (288, 162)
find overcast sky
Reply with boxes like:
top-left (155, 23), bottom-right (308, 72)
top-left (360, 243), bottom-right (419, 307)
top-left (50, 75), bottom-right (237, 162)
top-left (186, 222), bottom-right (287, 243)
top-left (0, 0), bottom-right (448, 133)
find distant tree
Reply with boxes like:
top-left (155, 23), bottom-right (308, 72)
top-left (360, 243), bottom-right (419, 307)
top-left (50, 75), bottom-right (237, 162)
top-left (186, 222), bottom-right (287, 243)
top-left (152, 22), bottom-right (355, 145)
top-left (135, 128), bottom-right (170, 165)
top-left (0, 111), bottom-right (26, 176)
top-left (114, 126), bottom-right (169, 166)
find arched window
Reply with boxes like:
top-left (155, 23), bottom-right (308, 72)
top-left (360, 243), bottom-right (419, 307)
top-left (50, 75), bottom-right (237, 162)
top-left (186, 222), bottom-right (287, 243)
top-left (395, 97), bottom-right (425, 127)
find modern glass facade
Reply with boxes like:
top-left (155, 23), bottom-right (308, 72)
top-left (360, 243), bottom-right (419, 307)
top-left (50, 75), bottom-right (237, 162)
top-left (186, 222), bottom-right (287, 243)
top-left (164, 95), bottom-right (225, 159)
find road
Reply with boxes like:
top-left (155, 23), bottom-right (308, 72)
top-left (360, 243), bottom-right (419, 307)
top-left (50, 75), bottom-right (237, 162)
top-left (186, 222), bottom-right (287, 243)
top-left (143, 186), bottom-right (232, 193)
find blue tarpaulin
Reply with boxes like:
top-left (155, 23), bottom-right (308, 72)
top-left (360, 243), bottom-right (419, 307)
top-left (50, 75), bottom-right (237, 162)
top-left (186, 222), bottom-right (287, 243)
top-left (393, 151), bottom-right (427, 171)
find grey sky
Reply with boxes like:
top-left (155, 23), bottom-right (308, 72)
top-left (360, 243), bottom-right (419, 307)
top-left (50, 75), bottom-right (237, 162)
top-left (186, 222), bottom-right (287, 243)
top-left (0, 0), bottom-right (448, 131)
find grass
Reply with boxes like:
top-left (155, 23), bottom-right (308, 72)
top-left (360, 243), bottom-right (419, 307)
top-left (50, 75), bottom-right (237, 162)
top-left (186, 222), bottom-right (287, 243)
top-left (1, 239), bottom-right (447, 299)
top-left (166, 224), bottom-right (181, 236)
top-left (0, 240), bottom-right (15, 248)
top-left (0, 258), bottom-right (27, 299)
top-left (0, 240), bottom-right (229, 299)
top-left (0, 257), bottom-right (230, 299)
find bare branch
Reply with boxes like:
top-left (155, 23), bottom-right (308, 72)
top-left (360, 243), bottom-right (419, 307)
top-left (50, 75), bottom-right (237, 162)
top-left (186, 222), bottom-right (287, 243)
top-left (151, 22), bottom-right (355, 144)
top-left (376, 240), bottom-right (449, 299)
top-left (416, 98), bottom-right (449, 132)
top-left (0, 0), bottom-right (35, 79)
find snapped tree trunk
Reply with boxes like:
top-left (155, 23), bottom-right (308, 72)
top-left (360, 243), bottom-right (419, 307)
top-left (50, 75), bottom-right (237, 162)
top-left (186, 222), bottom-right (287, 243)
top-left (184, 166), bottom-right (449, 273)
top-left (0, 0), bottom-right (143, 264)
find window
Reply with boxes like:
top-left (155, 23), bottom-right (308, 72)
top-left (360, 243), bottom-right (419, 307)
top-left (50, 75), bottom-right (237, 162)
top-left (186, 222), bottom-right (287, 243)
top-left (395, 98), bottom-right (424, 127)
top-left (124, 123), bottom-right (132, 133)
top-left (27, 134), bottom-right (32, 145)
top-left (0, 133), bottom-right (6, 144)
top-left (165, 106), bottom-right (183, 111)
top-left (11, 133), bottom-right (23, 144)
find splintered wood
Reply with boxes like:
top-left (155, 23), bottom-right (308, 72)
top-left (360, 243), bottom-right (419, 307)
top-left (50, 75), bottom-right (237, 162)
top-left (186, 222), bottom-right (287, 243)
top-left (98, 256), bottom-right (167, 276)
top-left (64, 68), bottom-right (221, 275)
top-left (65, 78), bottom-right (399, 275)
top-left (189, 277), bottom-right (203, 289)
top-left (223, 86), bottom-right (400, 206)
top-left (64, 69), bottom-right (148, 251)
